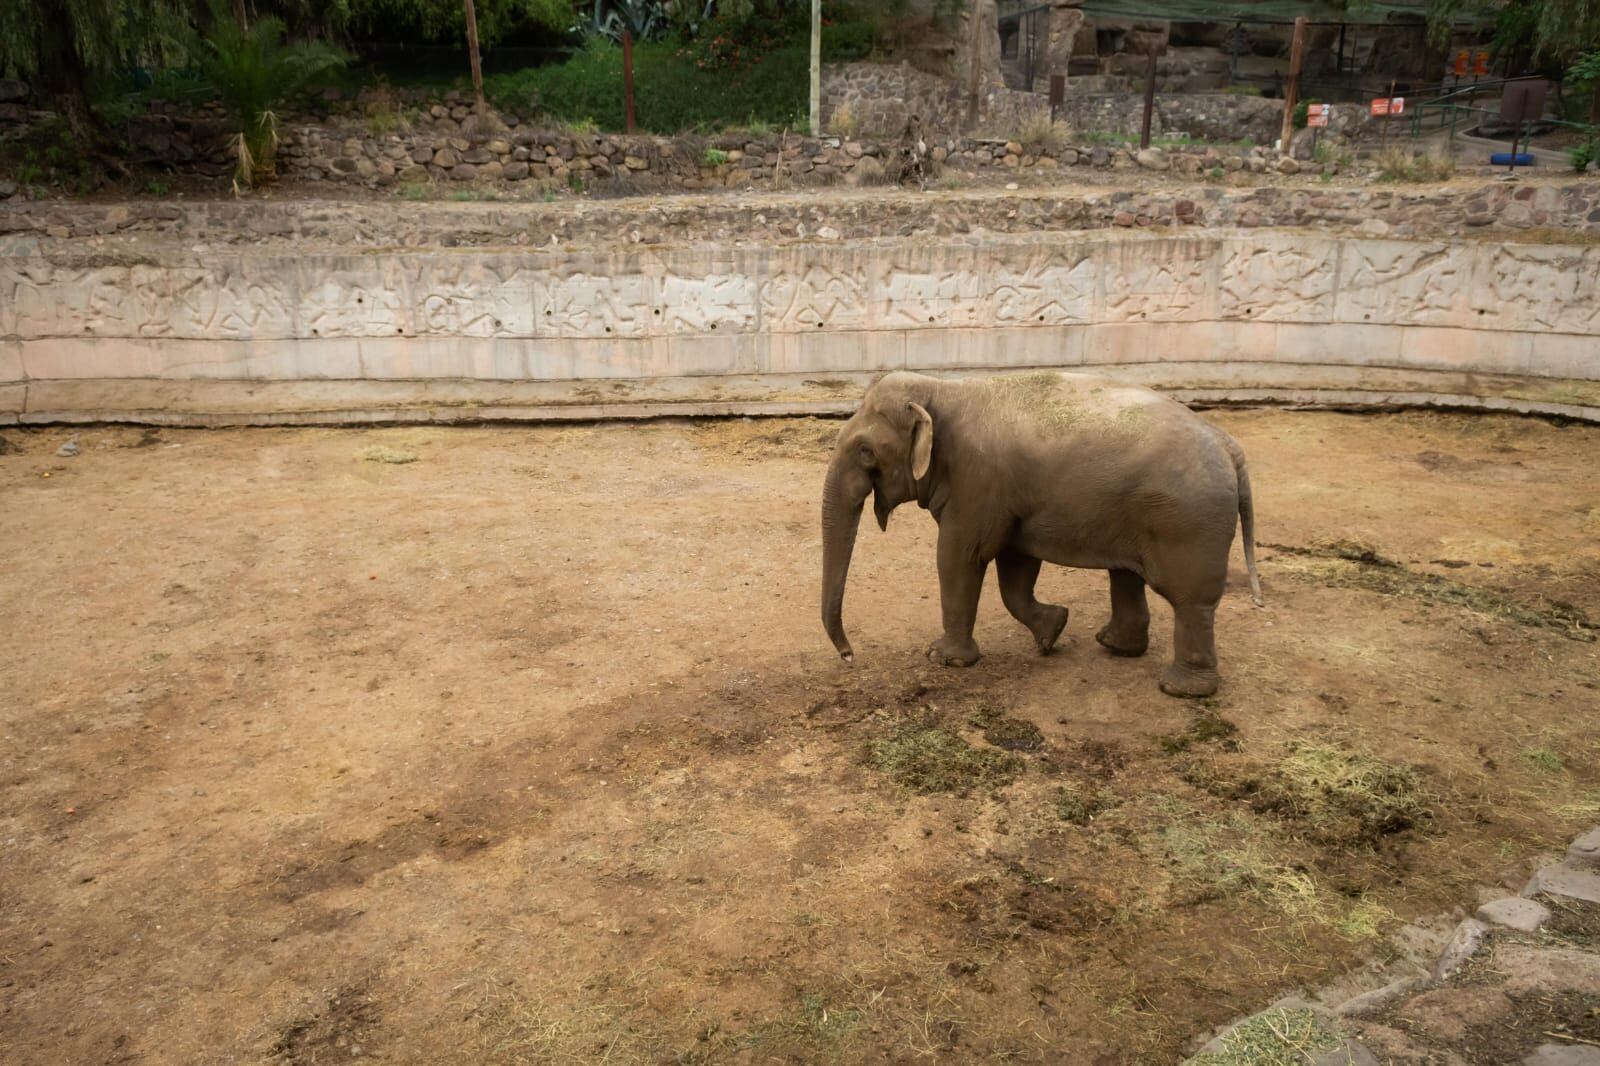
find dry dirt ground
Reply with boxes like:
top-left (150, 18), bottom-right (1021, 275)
top-left (2, 409), bottom-right (1598, 1065)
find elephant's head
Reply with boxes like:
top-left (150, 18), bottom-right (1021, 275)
top-left (821, 375), bottom-right (935, 662)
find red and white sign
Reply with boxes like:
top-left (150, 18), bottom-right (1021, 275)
top-left (1370, 96), bottom-right (1406, 117)
top-left (1473, 50), bottom-right (1490, 76)
top-left (1306, 103), bottom-right (1331, 128)
top-left (1454, 50), bottom-right (1470, 77)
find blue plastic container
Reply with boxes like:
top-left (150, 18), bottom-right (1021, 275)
top-left (1489, 152), bottom-right (1535, 166)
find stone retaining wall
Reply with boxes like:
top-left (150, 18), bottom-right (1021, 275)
top-left (3, 228), bottom-right (1596, 425)
top-left (4, 181), bottom-right (1596, 247)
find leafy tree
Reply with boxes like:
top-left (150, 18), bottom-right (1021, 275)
top-left (0, 0), bottom-right (183, 163)
top-left (342, 0), bottom-right (577, 45)
top-left (1424, 0), bottom-right (1600, 65)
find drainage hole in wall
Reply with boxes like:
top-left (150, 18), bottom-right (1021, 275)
top-left (816, 321), bottom-right (824, 328)
top-left (653, 308), bottom-right (661, 315)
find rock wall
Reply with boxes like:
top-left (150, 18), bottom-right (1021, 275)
top-left (4, 227), bottom-right (1596, 425)
top-left (5, 181), bottom-right (1593, 247)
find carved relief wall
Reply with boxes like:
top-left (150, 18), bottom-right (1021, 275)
top-left (4, 232), bottom-right (1597, 417)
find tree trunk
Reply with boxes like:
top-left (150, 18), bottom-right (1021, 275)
top-left (232, 0), bottom-right (248, 31)
top-left (464, 0), bottom-right (486, 110)
top-left (35, 9), bottom-right (125, 179)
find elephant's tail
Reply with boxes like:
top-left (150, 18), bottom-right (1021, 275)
top-left (1233, 449), bottom-right (1264, 608)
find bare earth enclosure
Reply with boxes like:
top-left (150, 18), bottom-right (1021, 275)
top-left (2, 408), bottom-right (1598, 1064)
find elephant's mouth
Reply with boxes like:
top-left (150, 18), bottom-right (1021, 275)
top-left (873, 486), bottom-right (893, 532)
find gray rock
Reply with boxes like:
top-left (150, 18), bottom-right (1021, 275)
top-left (1524, 863), bottom-right (1600, 904)
top-left (502, 161), bottom-right (530, 181)
top-left (1059, 148), bottom-right (1078, 166)
top-left (1276, 156), bottom-right (1301, 175)
top-left (0, 78), bottom-right (29, 103)
top-left (1091, 146), bottom-right (1110, 167)
top-left (433, 147), bottom-right (459, 168)
top-left (1335, 976), bottom-right (1424, 1017)
top-left (1477, 896), bottom-right (1551, 933)
top-left (1432, 918), bottom-right (1489, 980)
top-left (1567, 827), bottom-right (1600, 869)
top-left (1136, 147), bottom-right (1169, 171)
top-left (1313, 1041), bottom-right (1380, 1066)
top-left (397, 165), bottom-right (430, 184)
top-left (56, 439), bottom-right (80, 457)
top-left (1523, 1044), bottom-right (1600, 1066)
top-left (1353, 218), bottom-right (1391, 237)
top-left (0, 179), bottom-right (16, 199)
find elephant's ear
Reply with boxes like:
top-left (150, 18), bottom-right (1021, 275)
top-left (908, 402), bottom-right (933, 480)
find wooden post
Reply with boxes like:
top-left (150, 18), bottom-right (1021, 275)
top-left (1139, 48), bottom-right (1157, 149)
top-left (623, 29), bottom-right (636, 134)
top-left (1279, 15), bottom-right (1306, 155)
top-left (464, 0), bottom-right (485, 110)
top-left (232, 0), bottom-right (248, 31)
top-left (967, 0), bottom-right (983, 127)
top-left (809, 0), bottom-right (821, 135)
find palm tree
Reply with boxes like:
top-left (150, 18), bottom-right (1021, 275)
top-left (195, 3), bottom-right (346, 187)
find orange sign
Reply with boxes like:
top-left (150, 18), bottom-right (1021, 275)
top-left (1306, 103), bottom-right (1331, 128)
top-left (1473, 49), bottom-right (1490, 76)
top-left (1454, 50), bottom-right (1469, 77)
top-left (1370, 97), bottom-right (1405, 117)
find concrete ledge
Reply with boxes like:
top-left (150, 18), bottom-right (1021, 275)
top-left (13, 364), bottom-right (1600, 427)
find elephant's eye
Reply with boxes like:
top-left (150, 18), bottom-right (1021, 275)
top-left (857, 444), bottom-right (875, 469)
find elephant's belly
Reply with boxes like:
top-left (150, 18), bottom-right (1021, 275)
top-left (1011, 524), bottom-right (1141, 575)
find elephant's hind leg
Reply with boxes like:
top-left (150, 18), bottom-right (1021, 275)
top-left (1096, 568), bottom-right (1150, 657)
top-left (996, 549), bottom-right (1069, 655)
top-left (1160, 600), bottom-right (1220, 698)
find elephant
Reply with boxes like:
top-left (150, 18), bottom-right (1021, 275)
top-left (819, 370), bottom-right (1262, 697)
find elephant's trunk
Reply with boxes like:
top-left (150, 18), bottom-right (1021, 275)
top-left (821, 456), bottom-right (870, 662)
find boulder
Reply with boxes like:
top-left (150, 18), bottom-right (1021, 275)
top-left (1136, 147), bottom-right (1169, 171)
top-left (397, 165), bottom-right (430, 183)
top-left (0, 78), bottom-right (28, 103)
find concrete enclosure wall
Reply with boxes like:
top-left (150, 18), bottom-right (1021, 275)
top-left (3, 231), bottom-right (1597, 424)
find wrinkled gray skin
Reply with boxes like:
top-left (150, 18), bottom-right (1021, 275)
top-left (820, 371), bottom-right (1262, 697)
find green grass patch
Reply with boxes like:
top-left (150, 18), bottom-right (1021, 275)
top-left (1052, 784), bottom-right (1113, 825)
top-left (967, 702), bottom-right (1044, 752)
top-left (1268, 539), bottom-right (1595, 640)
top-left (1189, 1007), bottom-right (1345, 1065)
top-left (865, 723), bottom-right (1024, 795)
top-left (360, 445), bottom-right (418, 464)
top-left (1160, 708), bottom-right (1240, 755)
top-left (1523, 747), bottom-right (1565, 773)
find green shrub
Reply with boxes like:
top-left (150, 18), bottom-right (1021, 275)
top-left (1571, 142), bottom-right (1596, 173)
top-left (487, 36), bottom-right (807, 133)
top-left (194, 1), bottom-right (347, 186)
top-left (1292, 99), bottom-right (1310, 129)
top-left (822, 20), bottom-right (876, 61)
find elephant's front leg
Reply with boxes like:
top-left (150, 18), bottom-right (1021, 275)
top-left (928, 527), bottom-right (986, 667)
top-left (996, 548), bottom-right (1069, 655)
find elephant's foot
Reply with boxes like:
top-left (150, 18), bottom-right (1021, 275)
top-left (927, 635), bottom-right (982, 667)
top-left (1095, 621), bottom-right (1149, 658)
top-left (1031, 605), bottom-right (1069, 656)
top-left (1159, 662), bottom-right (1219, 699)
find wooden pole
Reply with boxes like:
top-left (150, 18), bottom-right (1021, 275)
top-left (232, 0), bottom-right (248, 31)
top-left (809, 0), bottom-right (821, 135)
top-left (1279, 15), bottom-right (1306, 155)
top-left (1139, 48), bottom-right (1157, 149)
top-left (967, 0), bottom-right (983, 128)
top-left (464, 0), bottom-right (485, 110)
top-left (623, 29), bottom-right (636, 134)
